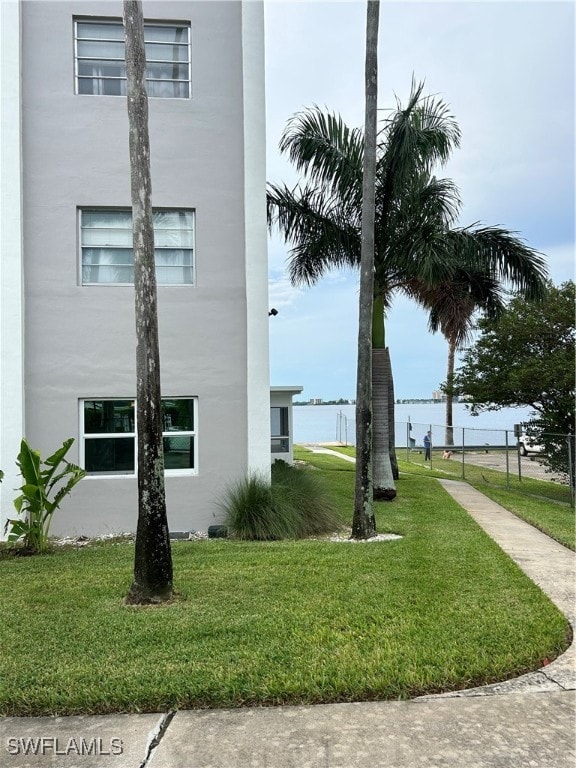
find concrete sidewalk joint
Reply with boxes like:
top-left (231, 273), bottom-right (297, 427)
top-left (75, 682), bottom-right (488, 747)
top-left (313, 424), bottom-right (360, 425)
top-left (139, 711), bottom-right (175, 768)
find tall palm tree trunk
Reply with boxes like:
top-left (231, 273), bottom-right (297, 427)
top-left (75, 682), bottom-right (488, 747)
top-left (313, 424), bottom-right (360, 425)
top-left (124, 0), bottom-right (173, 604)
top-left (444, 334), bottom-right (456, 446)
top-left (371, 295), bottom-right (397, 499)
top-left (386, 348), bottom-right (399, 480)
top-left (352, 0), bottom-right (379, 539)
top-left (373, 348), bottom-right (397, 498)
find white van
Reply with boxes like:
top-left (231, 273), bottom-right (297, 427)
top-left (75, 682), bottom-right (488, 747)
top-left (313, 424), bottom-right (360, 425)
top-left (518, 433), bottom-right (544, 456)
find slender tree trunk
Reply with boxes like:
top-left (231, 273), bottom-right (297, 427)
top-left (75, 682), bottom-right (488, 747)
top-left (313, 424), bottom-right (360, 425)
top-left (373, 349), bottom-right (397, 499)
top-left (386, 348), bottom-right (399, 481)
top-left (445, 335), bottom-right (456, 446)
top-left (352, 0), bottom-right (379, 539)
top-left (371, 294), bottom-right (397, 496)
top-left (124, 0), bottom-right (173, 604)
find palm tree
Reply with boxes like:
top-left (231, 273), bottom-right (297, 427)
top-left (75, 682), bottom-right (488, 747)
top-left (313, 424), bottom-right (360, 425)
top-left (268, 81), bottom-right (462, 499)
top-left (268, 85), bottom-right (548, 495)
top-left (411, 229), bottom-right (547, 445)
top-left (353, 0), bottom-right (379, 539)
top-left (410, 266), bottom-right (505, 445)
top-left (124, 0), bottom-right (173, 604)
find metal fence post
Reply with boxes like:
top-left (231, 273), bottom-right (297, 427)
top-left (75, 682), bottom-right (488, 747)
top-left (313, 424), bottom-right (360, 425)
top-left (568, 434), bottom-right (574, 504)
top-left (505, 430), bottom-right (510, 489)
top-left (462, 427), bottom-right (465, 480)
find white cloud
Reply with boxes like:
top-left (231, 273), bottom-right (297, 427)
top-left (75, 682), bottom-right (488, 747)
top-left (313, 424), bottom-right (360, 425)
top-left (268, 274), bottom-right (303, 309)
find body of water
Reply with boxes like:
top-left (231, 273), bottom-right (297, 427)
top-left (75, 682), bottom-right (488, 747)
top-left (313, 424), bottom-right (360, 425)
top-left (294, 402), bottom-right (534, 447)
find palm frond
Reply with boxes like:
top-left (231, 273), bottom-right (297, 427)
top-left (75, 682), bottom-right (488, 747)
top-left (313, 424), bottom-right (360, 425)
top-left (408, 268), bottom-right (506, 347)
top-left (375, 173), bottom-right (462, 292)
top-left (267, 182), bottom-right (361, 286)
top-left (278, 106), bottom-right (364, 206)
top-left (405, 221), bottom-right (548, 350)
top-left (447, 225), bottom-right (549, 299)
top-left (381, 79), bottom-right (461, 194)
top-left (415, 176), bottom-right (462, 227)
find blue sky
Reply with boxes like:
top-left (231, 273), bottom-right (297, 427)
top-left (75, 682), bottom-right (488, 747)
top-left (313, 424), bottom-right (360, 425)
top-left (264, 0), bottom-right (575, 401)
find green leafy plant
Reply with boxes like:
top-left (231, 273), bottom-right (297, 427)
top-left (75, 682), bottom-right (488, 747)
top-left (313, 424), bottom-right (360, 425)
top-left (4, 438), bottom-right (86, 553)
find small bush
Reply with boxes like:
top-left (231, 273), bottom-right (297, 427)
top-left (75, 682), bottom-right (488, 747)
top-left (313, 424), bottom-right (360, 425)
top-left (221, 462), bottom-right (343, 541)
top-left (271, 460), bottom-right (342, 536)
top-left (220, 472), bottom-right (299, 540)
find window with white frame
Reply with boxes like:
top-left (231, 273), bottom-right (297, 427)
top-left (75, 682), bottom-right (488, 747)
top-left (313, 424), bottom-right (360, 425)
top-left (80, 209), bottom-right (194, 285)
top-left (74, 19), bottom-right (191, 98)
top-left (81, 398), bottom-right (197, 475)
top-left (271, 407), bottom-right (289, 453)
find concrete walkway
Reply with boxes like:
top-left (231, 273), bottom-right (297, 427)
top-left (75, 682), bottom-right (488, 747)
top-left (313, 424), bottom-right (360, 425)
top-left (1, 455), bottom-right (574, 768)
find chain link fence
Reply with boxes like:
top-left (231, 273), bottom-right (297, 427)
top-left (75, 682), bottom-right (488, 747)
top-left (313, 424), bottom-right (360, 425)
top-left (333, 410), bottom-right (574, 503)
top-left (402, 421), bottom-right (574, 504)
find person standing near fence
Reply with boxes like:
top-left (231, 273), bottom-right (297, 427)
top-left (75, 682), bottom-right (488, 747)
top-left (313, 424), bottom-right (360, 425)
top-left (424, 431), bottom-right (432, 461)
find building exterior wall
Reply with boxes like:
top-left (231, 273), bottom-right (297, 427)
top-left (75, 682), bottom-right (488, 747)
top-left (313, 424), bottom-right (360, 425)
top-left (241, 0), bottom-right (271, 476)
top-left (0, 0), bottom-right (25, 533)
top-left (0, 0), bottom-right (269, 537)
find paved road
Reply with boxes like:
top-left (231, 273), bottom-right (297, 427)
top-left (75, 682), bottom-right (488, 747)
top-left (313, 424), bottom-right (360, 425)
top-left (456, 451), bottom-right (567, 483)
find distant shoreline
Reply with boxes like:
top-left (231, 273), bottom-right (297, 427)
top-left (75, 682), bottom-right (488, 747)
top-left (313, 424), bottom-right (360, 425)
top-left (293, 401), bottom-right (534, 444)
top-left (294, 399), bottom-right (453, 406)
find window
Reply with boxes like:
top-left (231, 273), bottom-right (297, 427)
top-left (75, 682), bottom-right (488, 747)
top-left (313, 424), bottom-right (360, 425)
top-left (271, 407), bottom-right (289, 453)
top-left (80, 209), bottom-right (194, 285)
top-left (75, 20), bottom-right (190, 98)
top-left (81, 398), bottom-right (197, 475)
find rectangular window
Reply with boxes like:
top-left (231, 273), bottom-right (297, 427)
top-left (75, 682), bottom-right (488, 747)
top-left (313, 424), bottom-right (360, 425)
top-left (271, 407), bottom-right (289, 453)
top-left (80, 209), bottom-right (194, 285)
top-left (81, 398), bottom-right (197, 475)
top-left (75, 20), bottom-right (191, 98)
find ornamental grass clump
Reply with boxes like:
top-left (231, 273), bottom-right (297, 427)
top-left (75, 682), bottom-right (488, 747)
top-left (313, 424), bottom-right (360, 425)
top-left (271, 460), bottom-right (342, 537)
top-left (221, 472), bottom-right (300, 540)
top-left (222, 462), bottom-right (342, 540)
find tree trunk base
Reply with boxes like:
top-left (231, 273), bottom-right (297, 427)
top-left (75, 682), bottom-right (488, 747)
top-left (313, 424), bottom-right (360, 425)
top-left (124, 582), bottom-right (173, 605)
top-left (374, 486), bottom-right (397, 501)
top-left (350, 525), bottom-right (377, 540)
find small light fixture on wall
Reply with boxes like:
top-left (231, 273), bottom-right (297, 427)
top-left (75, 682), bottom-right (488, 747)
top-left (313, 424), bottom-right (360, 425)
top-left (268, 308), bottom-right (278, 317)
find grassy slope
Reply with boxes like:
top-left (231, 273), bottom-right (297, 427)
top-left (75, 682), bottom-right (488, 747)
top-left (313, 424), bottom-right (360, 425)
top-left (328, 445), bottom-right (575, 550)
top-left (0, 450), bottom-right (569, 716)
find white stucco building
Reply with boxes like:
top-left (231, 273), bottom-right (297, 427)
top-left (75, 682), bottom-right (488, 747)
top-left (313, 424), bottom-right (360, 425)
top-left (0, 0), bottom-right (275, 536)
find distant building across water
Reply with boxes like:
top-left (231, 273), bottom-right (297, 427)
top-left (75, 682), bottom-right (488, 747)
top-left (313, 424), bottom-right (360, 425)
top-left (294, 394), bottom-right (468, 406)
top-left (294, 398), bottom-right (356, 406)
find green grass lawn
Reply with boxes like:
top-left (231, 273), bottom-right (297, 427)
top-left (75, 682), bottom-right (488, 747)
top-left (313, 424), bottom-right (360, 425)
top-left (0, 450), bottom-right (570, 717)
top-left (328, 445), bottom-right (575, 550)
top-left (406, 449), bottom-right (572, 502)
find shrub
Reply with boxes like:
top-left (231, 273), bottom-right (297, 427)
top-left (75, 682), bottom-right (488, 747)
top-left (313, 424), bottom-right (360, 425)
top-left (220, 472), bottom-right (300, 541)
top-left (221, 462), bottom-right (342, 541)
top-left (271, 460), bottom-right (342, 537)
